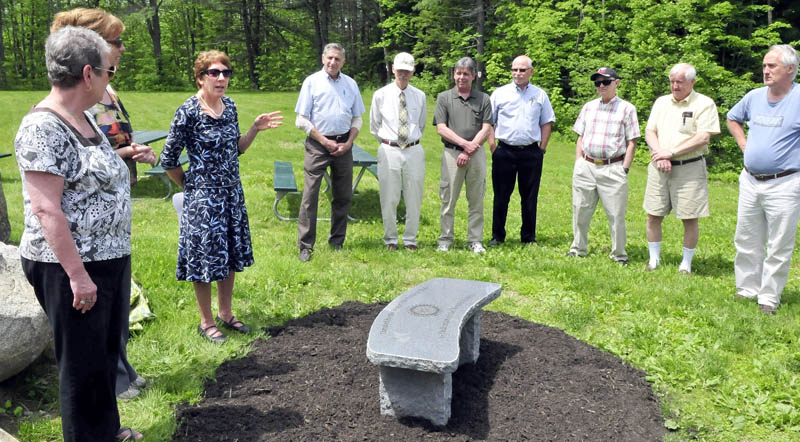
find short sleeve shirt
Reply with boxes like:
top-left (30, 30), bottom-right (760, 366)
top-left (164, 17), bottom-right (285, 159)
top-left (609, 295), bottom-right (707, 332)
top-left (645, 90), bottom-right (720, 161)
top-left (433, 87), bottom-right (492, 143)
top-left (160, 96), bottom-right (243, 190)
top-left (295, 70), bottom-right (365, 136)
top-left (727, 83), bottom-right (800, 174)
top-left (15, 109), bottom-right (131, 263)
top-left (491, 82), bottom-right (556, 145)
top-left (573, 96), bottom-right (640, 159)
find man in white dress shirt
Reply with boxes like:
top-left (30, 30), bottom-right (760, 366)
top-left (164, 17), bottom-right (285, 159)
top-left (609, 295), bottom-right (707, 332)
top-left (370, 52), bottom-right (427, 250)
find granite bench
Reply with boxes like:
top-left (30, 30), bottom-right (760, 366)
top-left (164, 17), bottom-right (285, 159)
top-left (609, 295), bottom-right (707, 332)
top-left (366, 278), bottom-right (501, 425)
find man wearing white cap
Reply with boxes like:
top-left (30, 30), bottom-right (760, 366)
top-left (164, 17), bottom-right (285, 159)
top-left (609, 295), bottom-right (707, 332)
top-left (370, 52), bottom-right (427, 250)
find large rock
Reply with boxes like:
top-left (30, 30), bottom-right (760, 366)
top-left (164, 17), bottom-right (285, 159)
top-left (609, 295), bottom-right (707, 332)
top-left (0, 243), bottom-right (51, 383)
top-left (0, 179), bottom-right (10, 243)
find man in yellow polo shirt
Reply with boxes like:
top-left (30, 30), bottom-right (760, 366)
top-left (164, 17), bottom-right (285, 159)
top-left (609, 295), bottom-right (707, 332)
top-left (644, 63), bottom-right (720, 274)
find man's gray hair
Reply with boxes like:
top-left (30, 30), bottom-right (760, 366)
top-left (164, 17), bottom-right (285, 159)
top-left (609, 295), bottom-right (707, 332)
top-left (323, 43), bottom-right (345, 58)
top-left (769, 44), bottom-right (798, 81)
top-left (46, 26), bottom-right (110, 88)
top-left (669, 63), bottom-right (697, 81)
top-left (454, 57), bottom-right (477, 75)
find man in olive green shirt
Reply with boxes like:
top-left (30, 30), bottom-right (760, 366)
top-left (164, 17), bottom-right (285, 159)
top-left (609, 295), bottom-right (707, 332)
top-left (433, 57), bottom-right (494, 253)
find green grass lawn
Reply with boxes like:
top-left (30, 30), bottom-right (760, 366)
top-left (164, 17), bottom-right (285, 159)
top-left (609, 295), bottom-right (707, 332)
top-left (2, 90), bottom-right (799, 441)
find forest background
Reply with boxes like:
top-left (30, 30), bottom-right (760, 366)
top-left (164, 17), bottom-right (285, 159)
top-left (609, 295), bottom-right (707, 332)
top-left (0, 0), bottom-right (799, 174)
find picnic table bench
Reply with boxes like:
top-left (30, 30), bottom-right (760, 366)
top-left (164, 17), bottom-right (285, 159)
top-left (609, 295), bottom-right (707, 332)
top-left (366, 278), bottom-right (502, 425)
top-left (272, 144), bottom-right (378, 221)
top-left (273, 160), bottom-right (300, 221)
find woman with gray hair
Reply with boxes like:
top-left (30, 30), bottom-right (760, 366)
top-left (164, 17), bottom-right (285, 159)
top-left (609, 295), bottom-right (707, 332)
top-left (14, 26), bottom-right (143, 441)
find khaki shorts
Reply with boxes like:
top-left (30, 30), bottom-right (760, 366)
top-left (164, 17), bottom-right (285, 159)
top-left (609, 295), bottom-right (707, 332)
top-left (643, 157), bottom-right (709, 219)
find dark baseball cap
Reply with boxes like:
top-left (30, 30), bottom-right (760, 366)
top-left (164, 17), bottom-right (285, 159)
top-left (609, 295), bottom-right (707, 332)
top-left (590, 67), bottom-right (620, 81)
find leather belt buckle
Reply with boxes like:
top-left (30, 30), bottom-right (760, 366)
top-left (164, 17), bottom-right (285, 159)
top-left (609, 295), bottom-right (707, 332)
top-left (594, 159), bottom-right (604, 166)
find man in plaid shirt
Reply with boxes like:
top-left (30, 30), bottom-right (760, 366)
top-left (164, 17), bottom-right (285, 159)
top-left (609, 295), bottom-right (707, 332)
top-left (566, 67), bottom-right (640, 264)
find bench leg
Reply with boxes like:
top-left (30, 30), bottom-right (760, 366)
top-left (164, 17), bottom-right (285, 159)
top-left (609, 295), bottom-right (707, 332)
top-left (378, 366), bottom-right (452, 426)
top-left (459, 311), bottom-right (481, 366)
top-left (273, 191), bottom-right (298, 221)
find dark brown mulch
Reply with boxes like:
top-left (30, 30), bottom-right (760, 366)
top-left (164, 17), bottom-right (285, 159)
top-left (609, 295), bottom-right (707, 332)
top-left (173, 302), bottom-right (666, 441)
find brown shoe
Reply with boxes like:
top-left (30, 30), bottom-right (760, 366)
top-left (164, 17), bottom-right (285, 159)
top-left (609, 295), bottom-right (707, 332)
top-left (387, 244), bottom-right (398, 251)
top-left (759, 304), bottom-right (777, 315)
top-left (404, 244), bottom-right (417, 251)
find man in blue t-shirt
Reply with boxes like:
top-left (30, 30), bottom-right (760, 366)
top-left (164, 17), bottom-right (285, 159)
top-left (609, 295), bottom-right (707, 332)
top-left (727, 44), bottom-right (800, 315)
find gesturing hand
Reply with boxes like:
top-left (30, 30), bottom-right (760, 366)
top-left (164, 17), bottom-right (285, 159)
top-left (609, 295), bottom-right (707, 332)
top-left (254, 111), bottom-right (284, 130)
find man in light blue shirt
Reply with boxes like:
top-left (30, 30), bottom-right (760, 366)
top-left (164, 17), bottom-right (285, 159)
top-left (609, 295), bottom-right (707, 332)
top-left (727, 44), bottom-right (800, 314)
top-left (295, 43), bottom-right (365, 262)
top-left (489, 55), bottom-right (555, 246)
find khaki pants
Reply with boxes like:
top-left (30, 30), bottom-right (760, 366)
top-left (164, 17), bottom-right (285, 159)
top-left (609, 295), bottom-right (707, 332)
top-left (438, 146), bottom-right (486, 246)
top-left (378, 143), bottom-right (425, 246)
top-left (570, 159), bottom-right (628, 261)
top-left (297, 137), bottom-right (353, 250)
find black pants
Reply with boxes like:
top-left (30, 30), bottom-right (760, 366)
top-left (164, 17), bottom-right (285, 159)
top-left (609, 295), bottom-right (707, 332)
top-left (491, 143), bottom-right (544, 243)
top-left (22, 256), bottom-right (129, 442)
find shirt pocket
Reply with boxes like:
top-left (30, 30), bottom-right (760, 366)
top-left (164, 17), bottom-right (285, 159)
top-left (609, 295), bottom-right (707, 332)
top-left (678, 111), bottom-right (695, 134)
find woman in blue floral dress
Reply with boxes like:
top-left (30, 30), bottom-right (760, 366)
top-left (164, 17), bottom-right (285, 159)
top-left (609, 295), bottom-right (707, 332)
top-left (160, 50), bottom-right (282, 343)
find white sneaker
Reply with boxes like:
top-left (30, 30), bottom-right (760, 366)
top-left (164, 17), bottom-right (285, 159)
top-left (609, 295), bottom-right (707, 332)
top-left (437, 243), bottom-right (451, 252)
top-left (468, 242), bottom-right (486, 254)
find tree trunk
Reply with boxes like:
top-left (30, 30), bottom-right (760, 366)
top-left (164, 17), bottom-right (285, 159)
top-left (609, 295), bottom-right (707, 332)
top-left (240, 0), bottom-right (263, 89)
top-left (0, 0), bottom-right (6, 88)
top-left (475, 0), bottom-right (486, 90)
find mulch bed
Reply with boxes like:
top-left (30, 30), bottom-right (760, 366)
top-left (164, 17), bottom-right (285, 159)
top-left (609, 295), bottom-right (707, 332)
top-left (173, 302), bottom-right (666, 441)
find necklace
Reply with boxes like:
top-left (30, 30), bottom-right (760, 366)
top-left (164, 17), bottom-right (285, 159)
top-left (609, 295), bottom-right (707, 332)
top-left (196, 93), bottom-right (224, 118)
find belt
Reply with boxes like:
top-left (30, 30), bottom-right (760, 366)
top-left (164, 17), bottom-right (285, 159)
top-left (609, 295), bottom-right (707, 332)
top-left (324, 133), bottom-right (350, 143)
top-left (499, 140), bottom-right (540, 150)
top-left (444, 142), bottom-right (464, 152)
top-left (745, 167), bottom-right (798, 181)
top-left (582, 152), bottom-right (624, 165)
top-left (381, 139), bottom-right (420, 148)
top-left (670, 156), bottom-right (703, 166)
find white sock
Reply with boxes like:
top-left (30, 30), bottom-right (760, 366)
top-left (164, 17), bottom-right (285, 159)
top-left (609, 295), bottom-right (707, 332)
top-left (680, 247), bottom-right (696, 272)
top-left (648, 242), bottom-right (661, 266)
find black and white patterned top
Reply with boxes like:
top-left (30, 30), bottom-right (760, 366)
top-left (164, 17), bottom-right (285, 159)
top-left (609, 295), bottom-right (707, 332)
top-left (15, 108), bottom-right (131, 263)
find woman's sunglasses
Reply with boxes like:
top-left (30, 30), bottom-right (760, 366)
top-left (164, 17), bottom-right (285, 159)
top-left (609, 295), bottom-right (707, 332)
top-left (106, 37), bottom-right (123, 48)
top-left (204, 68), bottom-right (233, 79)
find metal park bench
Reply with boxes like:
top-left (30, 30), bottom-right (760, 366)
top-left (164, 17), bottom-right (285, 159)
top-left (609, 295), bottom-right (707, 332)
top-left (366, 278), bottom-right (502, 425)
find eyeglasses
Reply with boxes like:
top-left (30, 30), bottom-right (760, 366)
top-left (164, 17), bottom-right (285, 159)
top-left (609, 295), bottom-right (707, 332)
top-left (93, 65), bottom-right (117, 80)
top-left (511, 68), bottom-right (530, 73)
top-left (106, 37), bottom-right (123, 48)
top-left (594, 79), bottom-right (614, 87)
top-left (204, 68), bottom-right (233, 79)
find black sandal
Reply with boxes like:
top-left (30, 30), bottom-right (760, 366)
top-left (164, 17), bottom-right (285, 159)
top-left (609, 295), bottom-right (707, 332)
top-left (116, 427), bottom-right (144, 441)
top-left (216, 315), bottom-right (251, 334)
top-left (197, 324), bottom-right (227, 343)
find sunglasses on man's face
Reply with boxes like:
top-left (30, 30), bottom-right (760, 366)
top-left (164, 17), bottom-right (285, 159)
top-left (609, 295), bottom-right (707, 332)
top-left (106, 37), bottom-right (123, 48)
top-left (204, 68), bottom-right (233, 79)
top-left (511, 68), bottom-right (530, 73)
top-left (594, 79), bottom-right (614, 87)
